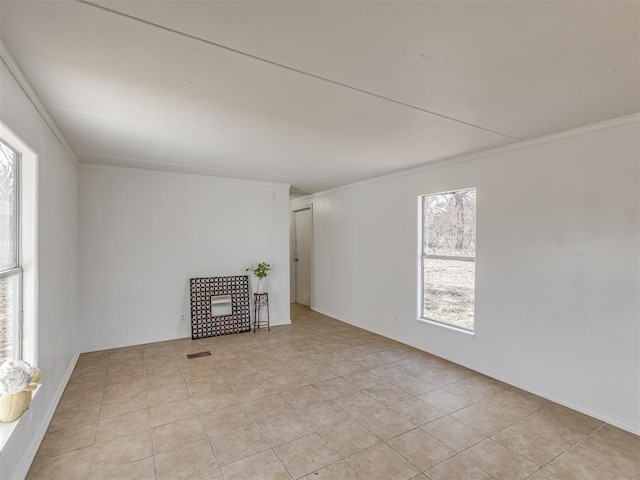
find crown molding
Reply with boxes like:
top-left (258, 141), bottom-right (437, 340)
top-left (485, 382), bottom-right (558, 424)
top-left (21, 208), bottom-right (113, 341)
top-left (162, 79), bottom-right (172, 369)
top-left (0, 40), bottom-right (80, 167)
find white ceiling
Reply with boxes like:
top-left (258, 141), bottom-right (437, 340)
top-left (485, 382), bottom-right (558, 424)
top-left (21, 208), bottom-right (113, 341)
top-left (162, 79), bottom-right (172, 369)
top-left (1, 1), bottom-right (638, 195)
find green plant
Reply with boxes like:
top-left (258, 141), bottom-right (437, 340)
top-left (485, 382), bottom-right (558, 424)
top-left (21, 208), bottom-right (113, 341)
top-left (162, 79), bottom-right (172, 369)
top-left (246, 262), bottom-right (272, 279)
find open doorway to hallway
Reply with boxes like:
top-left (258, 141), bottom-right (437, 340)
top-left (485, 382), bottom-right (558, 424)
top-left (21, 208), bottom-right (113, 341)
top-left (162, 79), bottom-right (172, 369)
top-left (292, 207), bottom-right (312, 306)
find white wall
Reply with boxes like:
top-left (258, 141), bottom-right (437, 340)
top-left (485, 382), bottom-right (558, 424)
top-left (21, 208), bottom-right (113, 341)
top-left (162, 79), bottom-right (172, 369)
top-left (0, 59), bottom-right (80, 478)
top-left (291, 117), bottom-right (640, 434)
top-left (79, 166), bottom-right (290, 351)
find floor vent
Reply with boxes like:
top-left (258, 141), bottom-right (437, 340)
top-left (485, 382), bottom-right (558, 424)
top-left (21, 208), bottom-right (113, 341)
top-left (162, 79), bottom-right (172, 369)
top-left (186, 351), bottom-right (212, 359)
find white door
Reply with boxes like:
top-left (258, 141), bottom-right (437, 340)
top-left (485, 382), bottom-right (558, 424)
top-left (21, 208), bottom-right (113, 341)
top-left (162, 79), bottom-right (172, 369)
top-left (294, 208), bottom-right (312, 306)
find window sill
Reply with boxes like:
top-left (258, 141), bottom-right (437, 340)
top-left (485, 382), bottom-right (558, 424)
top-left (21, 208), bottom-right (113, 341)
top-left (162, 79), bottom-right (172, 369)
top-left (0, 385), bottom-right (40, 451)
top-left (417, 317), bottom-right (475, 336)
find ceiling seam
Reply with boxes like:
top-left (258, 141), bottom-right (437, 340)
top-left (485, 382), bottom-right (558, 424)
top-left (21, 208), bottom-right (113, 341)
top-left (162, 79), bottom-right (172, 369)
top-left (75, 0), bottom-right (522, 142)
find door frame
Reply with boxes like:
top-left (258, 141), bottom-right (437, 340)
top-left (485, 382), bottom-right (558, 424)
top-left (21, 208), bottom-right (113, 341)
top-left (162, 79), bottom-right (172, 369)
top-left (291, 205), bottom-right (313, 306)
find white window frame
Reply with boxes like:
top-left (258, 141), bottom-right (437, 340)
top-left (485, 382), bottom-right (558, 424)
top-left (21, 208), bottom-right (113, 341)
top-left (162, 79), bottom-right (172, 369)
top-left (0, 123), bottom-right (38, 449)
top-left (0, 139), bottom-right (23, 361)
top-left (418, 188), bottom-right (476, 334)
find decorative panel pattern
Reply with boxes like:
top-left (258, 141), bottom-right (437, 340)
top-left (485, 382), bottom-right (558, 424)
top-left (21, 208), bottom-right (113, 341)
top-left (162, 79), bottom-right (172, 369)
top-left (189, 276), bottom-right (251, 338)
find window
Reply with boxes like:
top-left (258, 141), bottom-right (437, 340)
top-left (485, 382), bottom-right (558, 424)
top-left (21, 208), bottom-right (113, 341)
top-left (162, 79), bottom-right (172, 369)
top-left (420, 188), bottom-right (476, 331)
top-left (0, 140), bottom-right (21, 362)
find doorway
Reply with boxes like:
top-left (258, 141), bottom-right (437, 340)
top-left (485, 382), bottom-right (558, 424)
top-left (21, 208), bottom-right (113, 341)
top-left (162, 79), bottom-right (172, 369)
top-left (293, 207), bottom-right (312, 306)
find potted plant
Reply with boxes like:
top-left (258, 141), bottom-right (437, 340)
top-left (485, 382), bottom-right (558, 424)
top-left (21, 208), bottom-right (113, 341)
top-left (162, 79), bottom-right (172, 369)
top-left (246, 262), bottom-right (272, 293)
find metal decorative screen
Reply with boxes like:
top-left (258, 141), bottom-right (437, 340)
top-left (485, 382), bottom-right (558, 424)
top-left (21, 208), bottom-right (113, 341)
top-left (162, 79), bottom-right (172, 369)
top-left (189, 276), bottom-right (251, 338)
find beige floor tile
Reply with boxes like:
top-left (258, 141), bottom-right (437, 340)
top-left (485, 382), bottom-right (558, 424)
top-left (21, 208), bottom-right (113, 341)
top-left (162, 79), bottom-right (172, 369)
top-left (152, 416), bottom-right (207, 454)
top-left (419, 388), bottom-right (474, 414)
top-left (296, 400), bottom-right (351, 430)
top-left (154, 440), bottom-right (218, 480)
top-left (201, 405), bottom-right (252, 435)
top-left (27, 446), bottom-right (92, 480)
top-left (145, 360), bottom-right (183, 376)
top-left (444, 375), bottom-right (506, 403)
top-left (108, 362), bottom-right (144, 375)
top-left (546, 434), bottom-right (640, 480)
top-left (100, 394), bottom-right (148, 419)
top-left (149, 397), bottom-right (197, 427)
top-left (527, 470), bottom-right (562, 480)
top-left (543, 404), bottom-right (605, 436)
top-left (422, 416), bottom-right (486, 452)
top-left (209, 422), bottom-right (271, 465)
top-left (341, 370), bottom-right (383, 389)
top-left (147, 382), bottom-right (191, 408)
top-left (38, 422), bottom-right (97, 457)
top-left (275, 433), bottom-right (340, 478)
top-left (425, 456), bottom-right (495, 480)
top-left (56, 385), bottom-right (104, 412)
top-left (492, 424), bottom-right (574, 466)
top-left (363, 385), bottom-right (414, 408)
top-left (266, 372), bottom-right (310, 392)
top-left (591, 423), bottom-right (640, 458)
top-left (233, 379), bottom-right (278, 401)
top-left (102, 380), bottom-right (146, 402)
top-left (96, 408), bottom-right (150, 443)
top-left (346, 443), bottom-right (419, 480)
top-left (313, 377), bottom-right (359, 400)
top-left (181, 362), bottom-right (219, 382)
top-left (192, 390), bottom-right (241, 414)
top-left (356, 407), bottom-right (415, 440)
top-left (418, 368), bottom-right (474, 388)
top-left (65, 374), bottom-right (107, 394)
top-left (299, 366), bottom-right (339, 384)
top-left (89, 456), bottom-right (155, 480)
top-left (244, 394), bottom-right (293, 421)
top-left (299, 460), bottom-right (361, 479)
top-left (459, 439), bottom-right (539, 480)
top-left (317, 420), bottom-right (380, 458)
top-left (387, 428), bottom-right (455, 471)
top-left (476, 389), bottom-right (547, 422)
top-left (189, 465), bottom-right (225, 479)
top-left (104, 370), bottom-right (144, 388)
top-left (146, 372), bottom-right (186, 390)
top-left (330, 391), bottom-right (383, 419)
top-left (222, 449), bottom-right (292, 480)
top-left (452, 403), bottom-right (515, 436)
top-left (392, 375), bottom-right (438, 396)
top-left (48, 402), bottom-right (101, 433)
top-left (389, 397), bottom-right (446, 426)
top-left (255, 410), bottom-right (314, 446)
top-left (518, 405), bottom-right (604, 444)
top-left (91, 429), bottom-right (153, 467)
top-left (282, 385), bottom-right (325, 409)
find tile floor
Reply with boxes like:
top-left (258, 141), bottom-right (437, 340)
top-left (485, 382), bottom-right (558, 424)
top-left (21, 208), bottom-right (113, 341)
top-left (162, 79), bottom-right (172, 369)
top-left (27, 305), bottom-right (639, 479)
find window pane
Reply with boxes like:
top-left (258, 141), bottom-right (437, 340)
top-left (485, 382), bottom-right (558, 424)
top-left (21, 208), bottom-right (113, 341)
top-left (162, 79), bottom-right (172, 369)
top-left (423, 258), bottom-right (475, 330)
top-left (0, 273), bottom-right (20, 363)
top-left (423, 189), bottom-right (476, 257)
top-left (0, 142), bottom-right (17, 271)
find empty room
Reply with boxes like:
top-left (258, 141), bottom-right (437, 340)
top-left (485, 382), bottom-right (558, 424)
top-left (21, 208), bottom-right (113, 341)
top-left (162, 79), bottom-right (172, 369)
top-left (0, 1), bottom-right (638, 479)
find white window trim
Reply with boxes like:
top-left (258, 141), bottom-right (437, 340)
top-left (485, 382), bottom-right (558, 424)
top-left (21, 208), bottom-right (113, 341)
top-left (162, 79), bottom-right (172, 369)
top-left (1, 126), bottom-right (37, 366)
top-left (417, 188), bottom-right (476, 334)
top-left (0, 123), bottom-right (38, 450)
